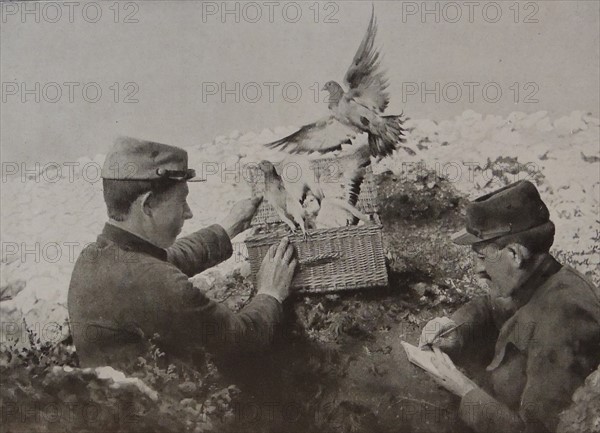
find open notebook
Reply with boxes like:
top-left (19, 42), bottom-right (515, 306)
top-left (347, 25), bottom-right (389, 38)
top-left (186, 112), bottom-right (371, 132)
top-left (401, 341), bottom-right (441, 376)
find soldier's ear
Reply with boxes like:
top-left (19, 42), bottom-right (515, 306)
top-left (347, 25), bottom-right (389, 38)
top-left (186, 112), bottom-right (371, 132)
top-left (139, 191), bottom-right (154, 217)
top-left (506, 243), bottom-right (531, 268)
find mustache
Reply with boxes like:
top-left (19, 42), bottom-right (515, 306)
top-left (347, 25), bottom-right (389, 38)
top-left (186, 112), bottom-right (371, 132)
top-left (476, 271), bottom-right (491, 280)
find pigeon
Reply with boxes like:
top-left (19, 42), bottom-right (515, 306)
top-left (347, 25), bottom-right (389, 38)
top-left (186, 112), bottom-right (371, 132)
top-left (258, 160), bottom-right (311, 238)
top-left (314, 197), bottom-right (371, 229)
top-left (264, 6), bottom-right (408, 159)
top-left (302, 191), bottom-right (322, 230)
top-left (280, 154), bottom-right (325, 206)
top-left (315, 143), bottom-right (373, 228)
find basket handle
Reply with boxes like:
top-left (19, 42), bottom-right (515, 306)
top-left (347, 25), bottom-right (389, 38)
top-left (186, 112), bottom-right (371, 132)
top-left (298, 252), bottom-right (341, 267)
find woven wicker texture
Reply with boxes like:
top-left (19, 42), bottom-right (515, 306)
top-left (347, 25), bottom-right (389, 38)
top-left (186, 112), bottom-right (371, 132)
top-left (248, 156), bottom-right (378, 227)
top-left (245, 224), bottom-right (388, 293)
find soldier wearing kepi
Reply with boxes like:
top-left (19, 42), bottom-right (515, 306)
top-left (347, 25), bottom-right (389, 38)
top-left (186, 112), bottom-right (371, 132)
top-left (68, 137), bottom-right (297, 371)
top-left (418, 180), bottom-right (600, 433)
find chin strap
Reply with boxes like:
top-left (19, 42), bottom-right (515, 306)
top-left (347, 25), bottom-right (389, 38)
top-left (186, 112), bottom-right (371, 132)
top-left (156, 168), bottom-right (197, 180)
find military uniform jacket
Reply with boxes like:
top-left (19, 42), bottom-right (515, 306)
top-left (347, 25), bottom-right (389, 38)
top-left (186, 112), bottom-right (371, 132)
top-left (68, 223), bottom-right (282, 370)
top-left (450, 255), bottom-right (600, 433)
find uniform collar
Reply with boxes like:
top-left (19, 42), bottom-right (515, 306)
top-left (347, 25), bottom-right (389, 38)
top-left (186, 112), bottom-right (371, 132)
top-left (99, 222), bottom-right (168, 261)
top-left (510, 254), bottom-right (562, 307)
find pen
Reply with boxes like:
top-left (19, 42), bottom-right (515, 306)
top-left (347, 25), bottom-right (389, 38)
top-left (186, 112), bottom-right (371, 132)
top-left (423, 322), bottom-right (465, 350)
top-left (437, 322), bottom-right (464, 339)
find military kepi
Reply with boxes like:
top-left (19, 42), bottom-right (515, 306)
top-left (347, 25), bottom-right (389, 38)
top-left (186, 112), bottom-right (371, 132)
top-left (452, 180), bottom-right (551, 245)
top-left (101, 136), bottom-right (205, 182)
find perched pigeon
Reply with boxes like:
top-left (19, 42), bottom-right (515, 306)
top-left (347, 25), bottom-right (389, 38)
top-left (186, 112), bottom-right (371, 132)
top-left (315, 143), bottom-right (373, 228)
top-left (301, 191), bottom-right (322, 230)
top-left (260, 148), bottom-right (372, 231)
top-left (264, 6), bottom-right (408, 159)
top-left (314, 196), bottom-right (371, 229)
top-left (258, 160), bottom-right (311, 238)
top-left (280, 154), bottom-right (324, 206)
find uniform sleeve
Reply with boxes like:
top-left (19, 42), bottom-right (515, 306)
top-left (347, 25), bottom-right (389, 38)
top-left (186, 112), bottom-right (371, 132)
top-left (453, 298), bottom-right (527, 433)
top-left (166, 224), bottom-right (233, 277)
top-left (458, 371), bottom-right (559, 433)
top-left (458, 387), bottom-right (534, 433)
top-left (450, 295), bottom-right (497, 355)
top-left (140, 264), bottom-right (283, 357)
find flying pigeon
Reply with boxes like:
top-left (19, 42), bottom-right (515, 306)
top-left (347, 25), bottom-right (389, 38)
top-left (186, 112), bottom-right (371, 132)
top-left (264, 6), bottom-right (408, 159)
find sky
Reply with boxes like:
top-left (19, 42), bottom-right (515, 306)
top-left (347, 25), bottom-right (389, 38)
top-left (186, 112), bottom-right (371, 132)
top-left (1, 0), bottom-right (599, 163)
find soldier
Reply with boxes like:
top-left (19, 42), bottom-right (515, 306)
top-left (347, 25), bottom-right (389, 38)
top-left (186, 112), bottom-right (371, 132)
top-left (418, 180), bottom-right (600, 433)
top-left (68, 137), bottom-right (297, 371)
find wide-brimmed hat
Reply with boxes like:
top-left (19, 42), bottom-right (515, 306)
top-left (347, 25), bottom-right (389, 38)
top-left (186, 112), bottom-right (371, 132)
top-left (452, 180), bottom-right (551, 245)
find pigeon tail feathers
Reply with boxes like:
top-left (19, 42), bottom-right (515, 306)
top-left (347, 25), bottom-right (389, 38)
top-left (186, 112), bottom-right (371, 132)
top-left (368, 115), bottom-right (407, 159)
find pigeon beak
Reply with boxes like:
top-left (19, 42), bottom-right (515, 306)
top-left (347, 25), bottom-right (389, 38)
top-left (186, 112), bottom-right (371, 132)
top-left (321, 85), bottom-right (327, 91)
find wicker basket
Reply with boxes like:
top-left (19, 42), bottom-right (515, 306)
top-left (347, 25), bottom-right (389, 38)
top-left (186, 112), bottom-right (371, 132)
top-left (246, 224), bottom-right (388, 293)
top-left (245, 155), bottom-right (388, 294)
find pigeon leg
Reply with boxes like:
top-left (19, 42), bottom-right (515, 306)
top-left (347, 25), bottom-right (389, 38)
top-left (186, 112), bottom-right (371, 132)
top-left (300, 223), bottom-right (310, 241)
top-left (279, 215), bottom-right (299, 234)
top-left (287, 200), bottom-right (310, 240)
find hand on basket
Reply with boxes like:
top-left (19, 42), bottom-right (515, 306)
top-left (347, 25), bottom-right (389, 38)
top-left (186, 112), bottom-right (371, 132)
top-left (222, 196), bottom-right (263, 239)
top-left (256, 237), bottom-right (298, 303)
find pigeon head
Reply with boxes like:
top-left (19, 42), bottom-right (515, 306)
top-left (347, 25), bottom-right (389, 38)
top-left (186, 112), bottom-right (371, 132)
top-left (258, 160), bottom-right (282, 183)
top-left (258, 160), bottom-right (276, 174)
top-left (303, 192), bottom-right (321, 216)
top-left (322, 81), bottom-right (344, 107)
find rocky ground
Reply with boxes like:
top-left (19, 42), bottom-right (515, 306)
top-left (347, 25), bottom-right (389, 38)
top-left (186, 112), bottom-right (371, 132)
top-left (1, 110), bottom-right (598, 432)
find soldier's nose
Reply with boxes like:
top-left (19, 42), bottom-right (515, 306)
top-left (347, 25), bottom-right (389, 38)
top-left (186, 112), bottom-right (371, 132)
top-left (472, 254), bottom-right (485, 268)
top-left (183, 204), bottom-right (193, 220)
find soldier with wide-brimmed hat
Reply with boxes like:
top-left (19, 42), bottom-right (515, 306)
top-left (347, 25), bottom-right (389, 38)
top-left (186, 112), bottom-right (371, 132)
top-left (418, 180), bottom-right (600, 433)
top-left (68, 136), bottom-right (297, 370)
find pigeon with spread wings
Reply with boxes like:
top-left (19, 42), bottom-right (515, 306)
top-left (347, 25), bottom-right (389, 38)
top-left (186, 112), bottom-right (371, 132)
top-left (264, 6), bottom-right (409, 159)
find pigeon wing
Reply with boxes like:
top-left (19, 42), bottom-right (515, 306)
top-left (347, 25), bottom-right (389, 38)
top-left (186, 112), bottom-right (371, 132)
top-left (264, 116), bottom-right (358, 154)
top-left (343, 6), bottom-right (390, 113)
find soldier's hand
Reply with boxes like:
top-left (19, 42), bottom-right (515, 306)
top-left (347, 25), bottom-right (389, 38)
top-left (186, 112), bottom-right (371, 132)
top-left (418, 317), bottom-right (462, 352)
top-left (222, 196), bottom-right (263, 238)
top-left (256, 237), bottom-right (298, 303)
top-left (428, 347), bottom-right (478, 397)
